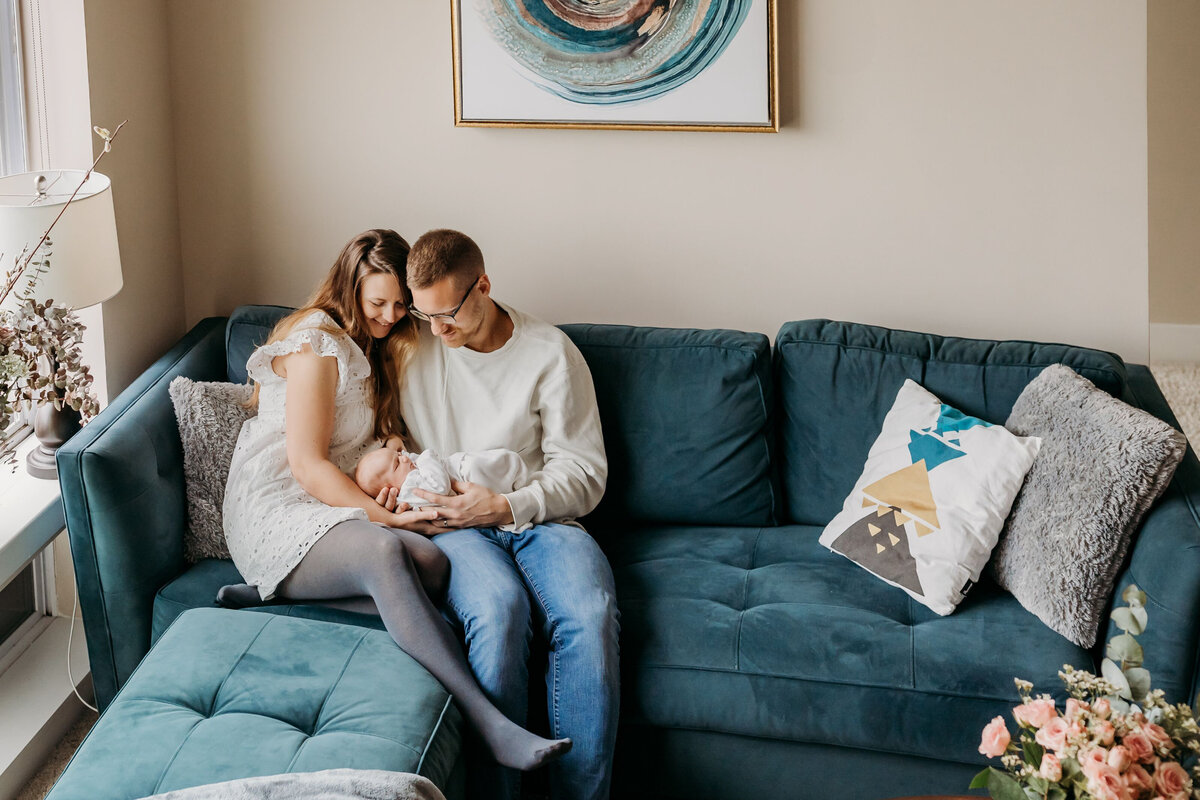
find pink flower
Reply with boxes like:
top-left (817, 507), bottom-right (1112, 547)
top-left (1013, 699), bottom-right (1058, 729)
top-left (1087, 763), bottom-right (1131, 800)
top-left (1082, 747), bottom-right (1112, 780)
top-left (1145, 724), bottom-right (1172, 752)
top-left (1069, 720), bottom-right (1087, 740)
top-left (1066, 698), bottom-right (1091, 720)
top-left (1125, 763), bottom-right (1154, 793)
top-left (1095, 719), bottom-right (1116, 745)
top-left (1039, 752), bottom-right (1063, 782)
top-left (1125, 730), bottom-right (1155, 763)
top-left (1154, 761), bottom-right (1192, 798)
top-left (1036, 717), bottom-right (1071, 752)
top-left (1108, 744), bottom-right (1133, 772)
top-left (979, 716), bottom-right (1010, 758)
top-left (1094, 698), bottom-right (1112, 719)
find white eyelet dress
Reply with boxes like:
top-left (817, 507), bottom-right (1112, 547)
top-left (223, 311), bottom-right (381, 600)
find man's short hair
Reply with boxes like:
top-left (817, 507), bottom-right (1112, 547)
top-left (407, 229), bottom-right (485, 290)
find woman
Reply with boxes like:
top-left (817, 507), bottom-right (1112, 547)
top-left (220, 229), bottom-right (571, 772)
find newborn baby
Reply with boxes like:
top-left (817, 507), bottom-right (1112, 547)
top-left (355, 446), bottom-right (531, 521)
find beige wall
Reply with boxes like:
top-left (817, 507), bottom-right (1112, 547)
top-left (84, 0), bottom-right (186, 395)
top-left (1149, 0), bottom-right (1200, 327)
top-left (166, 1), bottom-right (1150, 360)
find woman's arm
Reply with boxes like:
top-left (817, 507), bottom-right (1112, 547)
top-left (279, 344), bottom-right (437, 529)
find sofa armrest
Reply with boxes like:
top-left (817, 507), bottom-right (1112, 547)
top-left (57, 317), bottom-right (228, 709)
top-left (1105, 365), bottom-right (1200, 706)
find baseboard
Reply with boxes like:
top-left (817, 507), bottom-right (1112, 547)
top-left (1150, 323), bottom-right (1200, 363)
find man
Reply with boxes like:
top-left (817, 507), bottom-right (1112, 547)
top-left (399, 229), bottom-right (619, 800)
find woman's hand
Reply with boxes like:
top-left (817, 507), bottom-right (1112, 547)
top-left (388, 506), bottom-right (441, 532)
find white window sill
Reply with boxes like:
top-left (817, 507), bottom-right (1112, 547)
top-left (0, 436), bottom-right (92, 796)
top-left (0, 436), bottom-right (66, 588)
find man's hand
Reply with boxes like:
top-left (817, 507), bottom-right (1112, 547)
top-left (415, 480), bottom-right (514, 531)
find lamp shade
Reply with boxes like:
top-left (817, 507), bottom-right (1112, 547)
top-left (0, 169), bottom-right (123, 310)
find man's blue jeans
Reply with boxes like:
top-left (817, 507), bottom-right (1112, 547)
top-left (434, 522), bottom-right (620, 800)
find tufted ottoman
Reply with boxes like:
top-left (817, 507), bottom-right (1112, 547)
top-left (46, 608), bottom-right (462, 800)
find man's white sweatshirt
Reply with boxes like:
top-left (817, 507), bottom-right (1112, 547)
top-left (399, 302), bottom-right (607, 529)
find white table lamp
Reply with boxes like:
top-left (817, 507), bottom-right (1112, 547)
top-left (0, 168), bottom-right (123, 477)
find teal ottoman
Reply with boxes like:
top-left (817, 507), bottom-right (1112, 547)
top-left (46, 608), bottom-right (462, 799)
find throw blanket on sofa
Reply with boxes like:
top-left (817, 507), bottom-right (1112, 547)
top-left (136, 769), bottom-right (445, 800)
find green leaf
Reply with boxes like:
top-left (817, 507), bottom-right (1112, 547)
top-left (1106, 633), bottom-right (1144, 667)
top-left (1125, 667), bottom-right (1152, 701)
top-left (1102, 657), bottom-right (1132, 698)
top-left (970, 768), bottom-right (992, 790)
top-left (1022, 739), bottom-right (1044, 768)
top-left (1131, 604), bottom-right (1148, 632)
top-left (1111, 607), bottom-right (1144, 635)
top-left (1122, 584), bottom-right (1147, 606)
top-left (988, 769), bottom-right (1028, 800)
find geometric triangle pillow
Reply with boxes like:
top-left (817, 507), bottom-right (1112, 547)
top-left (818, 380), bottom-right (1042, 615)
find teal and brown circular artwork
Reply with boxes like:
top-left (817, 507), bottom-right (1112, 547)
top-left (473, 0), bottom-right (752, 105)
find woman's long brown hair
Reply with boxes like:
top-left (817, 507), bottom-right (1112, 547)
top-left (249, 229), bottom-right (417, 442)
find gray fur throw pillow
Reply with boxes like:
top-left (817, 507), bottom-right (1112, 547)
top-left (990, 364), bottom-right (1186, 647)
top-left (169, 377), bottom-right (255, 562)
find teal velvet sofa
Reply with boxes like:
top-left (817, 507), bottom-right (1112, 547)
top-left (57, 305), bottom-right (1200, 799)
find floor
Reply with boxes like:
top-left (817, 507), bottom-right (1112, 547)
top-left (11, 363), bottom-right (1200, 799)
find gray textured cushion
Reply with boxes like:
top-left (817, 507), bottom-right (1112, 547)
top-left (990, 364), bottom-right (1187, 647)
top-left (169, 377), bottom-right (255, 562)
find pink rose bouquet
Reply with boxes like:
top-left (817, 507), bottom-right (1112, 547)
top-left (973, 586), bottom-right (1200, 800)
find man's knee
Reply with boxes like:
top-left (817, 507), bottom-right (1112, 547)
top-left (450, 581), bottom-right (533, 656)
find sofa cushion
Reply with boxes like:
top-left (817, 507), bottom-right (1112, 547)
top-left (47, 609), bottom-right (460, 800)
top-left (774, 319), bottom-right (1128, 526)
top-left (563, 324), bottom-right (777, 526)
top-left (598, 523), bottom-right (1094, 765)
top-left (226, 305), bottom-right (292, 384)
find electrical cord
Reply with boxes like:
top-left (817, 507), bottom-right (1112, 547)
top-left (67, 579), bottom-right (98, 713)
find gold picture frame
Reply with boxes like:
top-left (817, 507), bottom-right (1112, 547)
top-left (451, 1), bottom-right (779, 133)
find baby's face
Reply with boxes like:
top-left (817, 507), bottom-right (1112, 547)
top-left (357, 448), bottom-right (416, 497)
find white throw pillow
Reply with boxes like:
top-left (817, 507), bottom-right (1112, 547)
top-left (818, 379), bottom-right (1041, 615)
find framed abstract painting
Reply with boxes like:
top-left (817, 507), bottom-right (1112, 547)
top-left (452, 0), bottom-right (779, 132)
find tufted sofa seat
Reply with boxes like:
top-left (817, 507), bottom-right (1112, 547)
top-left (46, 609), bottom-right (461, 800)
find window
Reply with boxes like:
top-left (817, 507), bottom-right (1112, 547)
top-left (1, 0), bottom-right (29, 450)
top-left (0, 0), bottom-right (24, 177)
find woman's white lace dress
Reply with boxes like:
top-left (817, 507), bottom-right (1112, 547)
top-left (223, 311), bottom-right (380, 600)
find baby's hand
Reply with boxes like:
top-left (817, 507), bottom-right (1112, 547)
top-left (375, 485), bottom-right (401, 512)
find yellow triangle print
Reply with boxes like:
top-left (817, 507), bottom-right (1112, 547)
top-left (862, 460), bottom-right (941, 532)
top-left (915, 520), bottom-right (935, 537)
top-left (894, 511), bottom-right (911, 526)
top-left (868, 524), bottom-right (881, 536)
top-left (876, 506), bottom-right (891, 518)
top-left (862, 498), bottom-right (873, 508)
top-left (888, 532), bottom-right (900, 546)
top-left (876, 543), bottom-right (886, 554)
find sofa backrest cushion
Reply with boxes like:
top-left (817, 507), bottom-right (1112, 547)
top-left (775, 319), bottom-right (1128, 527)
top-left (226, 305), bottom-right (294, 383)
top-left (562, 323), bottom-right (777, 527)
top-left (227, 308), bottom-right (778, 527)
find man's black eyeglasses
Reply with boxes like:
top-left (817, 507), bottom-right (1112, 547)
top-left (408, 275), bottom-right (481, 325)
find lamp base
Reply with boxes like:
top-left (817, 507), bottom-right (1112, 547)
top-left (26, 402), bottom-right (82, 480)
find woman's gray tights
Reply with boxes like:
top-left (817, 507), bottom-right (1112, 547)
top-left (232, 520), bottom-right (570, 772)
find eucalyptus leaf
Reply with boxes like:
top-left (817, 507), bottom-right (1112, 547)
top-left (1125, 667), bottom-right (1152, 702)
top-left (1131, 604), bottom-right (1148, 631)
top-left (1111, 607), bottom-right (1144, 635)
top-left (1046, 786), bottom-right (1067, 800)
top-left (1102, 658), bottom-right (1132, 699)
top-left (987, 768), bottom-right (1027, 800)
top-left (1106, 633), bottom-right (1144, 667)
top-left (970, 768), bottom-right (992, 790)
